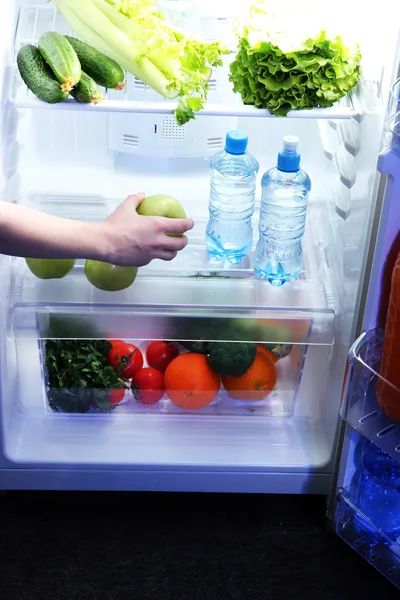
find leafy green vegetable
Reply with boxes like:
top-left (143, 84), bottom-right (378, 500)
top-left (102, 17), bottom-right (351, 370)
top-left (39, 315), bottom-right (100, 339)
top-left (229, 2), bottom-right (361, 116)
top-left (55, 0), bottom-right (229, 124)
top-left (44, 339), bottom-right (126, 413)
top-left (207, 342), bottom-right (257, 376)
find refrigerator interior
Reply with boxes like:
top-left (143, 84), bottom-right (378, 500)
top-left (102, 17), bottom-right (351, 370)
top-left (0, 0), bottom-right (399, 492)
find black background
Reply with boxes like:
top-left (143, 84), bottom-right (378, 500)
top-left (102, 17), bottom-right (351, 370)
top-left (0, 492), bottom-right (398, 600)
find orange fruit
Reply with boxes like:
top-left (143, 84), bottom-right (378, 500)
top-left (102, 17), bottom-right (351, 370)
top-left (222, 352), bottom-right (277, 401)
top-left (256, 344), bottom-right (279, 364)
top-left (164, 353), bottom-right (221, 410)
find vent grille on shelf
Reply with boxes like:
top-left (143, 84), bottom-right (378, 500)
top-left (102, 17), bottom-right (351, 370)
top-left (208, 79), bottom-right (217, 92)
top-left (134, 78), bottom-right (145, 90)
top-left (162, 117), bottom-right (185, 140)
top-left (123, 134), bottom-right (139, 148)
top-left (207, 137), bottom-right (223, 149)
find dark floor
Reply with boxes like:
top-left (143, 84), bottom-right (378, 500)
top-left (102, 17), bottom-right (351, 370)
top-left (0, 492), bottom-right (398, 600)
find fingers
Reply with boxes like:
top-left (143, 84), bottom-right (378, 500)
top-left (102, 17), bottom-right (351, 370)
top-left (161, 235), bottom-right (188, 252)
top-left (125, 193), bottom-right (145, 209)
top-left (156, 250), bottom-right (178, 261)
top-left (156, 217), bottom-right (194, 235)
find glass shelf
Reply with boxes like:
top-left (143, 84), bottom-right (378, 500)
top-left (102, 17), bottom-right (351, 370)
top-left (10, 205), bottom-right (336, 346)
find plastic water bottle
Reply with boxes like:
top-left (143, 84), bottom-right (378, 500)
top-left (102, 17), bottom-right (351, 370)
top-left (205, 130), bottom-right (259, 264)
top-left (254, 136), bottom-right (311, 285)
top-left (356, 440), bottom-right (400, 541)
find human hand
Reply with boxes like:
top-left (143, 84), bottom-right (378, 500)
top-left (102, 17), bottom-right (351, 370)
top-left (96, 193), bottom-right (194, 267)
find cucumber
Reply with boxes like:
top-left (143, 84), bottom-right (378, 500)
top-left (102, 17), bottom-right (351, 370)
top-left (65, 36), bottom-right (125, 90)
top-left (38, 32), bottom-right (81, 93)
top-left (17, 45), bottom-right (69, 104)
top-left (70, 71), bottom-right (104, 104)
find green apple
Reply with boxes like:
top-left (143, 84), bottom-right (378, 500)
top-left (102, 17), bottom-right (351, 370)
top-left (84, 260), bottom-right (138, 292)
top-left (25, 258), bottom-right (76, 279)
top-left (136, 194), bottom-right (186, 236)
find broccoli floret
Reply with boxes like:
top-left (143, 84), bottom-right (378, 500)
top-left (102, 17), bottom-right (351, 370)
top-left (180, 341), bottom-right (215, 354)
top-left (207, 342), bottom-right (256, 376)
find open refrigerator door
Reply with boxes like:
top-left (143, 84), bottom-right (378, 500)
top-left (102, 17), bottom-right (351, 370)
top-left (0, 0), bottom-right (399, 493)
top-left (333, 75), bottom-right (400, 588)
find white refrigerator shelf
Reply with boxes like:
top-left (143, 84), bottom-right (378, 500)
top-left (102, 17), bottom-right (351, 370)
top-left (10, 1), bottom-right (360, 120)
top-left (11, 92), bottom-right (359, 120)
top-left (10, 204), bottom-right (337, 346)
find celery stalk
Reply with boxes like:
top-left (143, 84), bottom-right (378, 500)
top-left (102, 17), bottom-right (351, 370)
top-left (55, 0), bottom-right (178, 97)
top-left (56, 0), bottom-right (142, 62)
top-left (89, 0), bottom-right (144, 43)
top-left (54, 0), bottom-right (228, 123)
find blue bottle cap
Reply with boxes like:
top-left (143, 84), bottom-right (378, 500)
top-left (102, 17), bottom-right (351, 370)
top-left (277, 135), bottom-right (301, 172)
top-left (225, 130), bottom-right (248, 155)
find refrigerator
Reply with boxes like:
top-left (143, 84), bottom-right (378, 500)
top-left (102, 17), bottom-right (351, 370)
top-left (1, 0), bottom-right (400, 584)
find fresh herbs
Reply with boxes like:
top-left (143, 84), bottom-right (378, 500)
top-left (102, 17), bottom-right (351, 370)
top-left (44, 339), bottom-right (126, 413)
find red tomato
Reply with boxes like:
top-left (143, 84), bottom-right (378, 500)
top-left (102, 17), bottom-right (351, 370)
top-left (132, 368), bottom-right (165, 405)
top-left (108, 387), bottom-right (126, 406)
top-left (108, 342), bottom-right (144, 379)
top-left (91, 386), bottom-right (125, 409)
top-left (110, 339), bottom-right (124, 347)
top-left (146, 341), bottom-right (180, 374)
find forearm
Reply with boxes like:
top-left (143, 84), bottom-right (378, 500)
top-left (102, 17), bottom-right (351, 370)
top-left (0, 202), bottom-right (106, 260)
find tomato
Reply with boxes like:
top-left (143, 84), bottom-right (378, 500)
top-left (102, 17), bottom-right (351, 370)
top-left (108, 342), bottom-right (144, 378)
top-left (110, 339), bottom-right (124, 347)
top-left (146, 341), bottom-right (180, 374)
top-left (107, 387), bottom-right (126, 406)
top-left (91, 386), bottom-right (125, 409)
top-left (132, 368), bottom-right (165, 405)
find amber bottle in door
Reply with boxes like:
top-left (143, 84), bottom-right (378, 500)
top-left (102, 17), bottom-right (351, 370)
top-left (377, 253), bottom-right (400, 420)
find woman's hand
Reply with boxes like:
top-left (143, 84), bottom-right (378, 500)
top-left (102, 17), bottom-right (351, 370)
top-left (0, 194), bottom-right (193, 265)
top-left (97, 193), bottom-right (194, 267)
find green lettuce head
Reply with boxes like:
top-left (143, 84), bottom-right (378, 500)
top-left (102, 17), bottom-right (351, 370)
top-left (229, 2), bottom-right (361, 116)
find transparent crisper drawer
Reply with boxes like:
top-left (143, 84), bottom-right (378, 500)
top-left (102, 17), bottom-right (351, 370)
top-left (4, 320), bottom-right (334, 467)
top-left (35, 336), bottom-right (306, 417)
top-left (341, 329), bottom-right (400, 460)
top-left (8, 301), bottom-right (335, 418)
top-left (14, 269), bottom-right (334, 342)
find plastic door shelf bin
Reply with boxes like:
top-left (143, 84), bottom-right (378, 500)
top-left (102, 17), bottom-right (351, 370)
top-left (341, 329), bottom-right (400, 457)
top-left (335, 329), bottom-right (400, 589)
